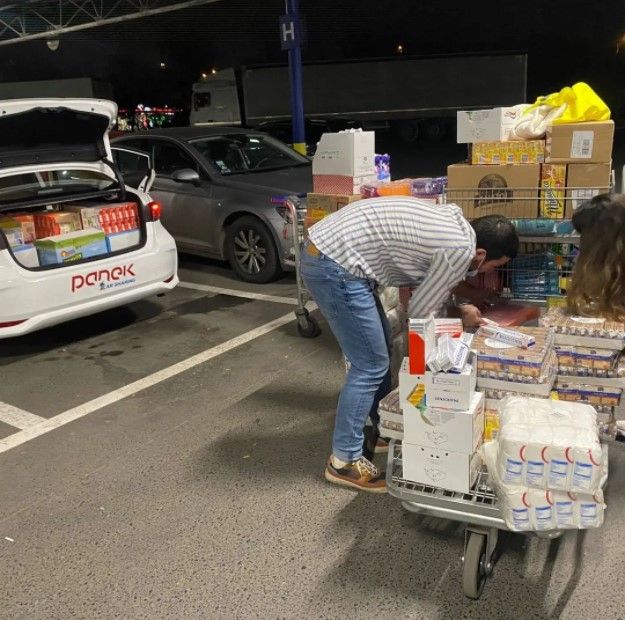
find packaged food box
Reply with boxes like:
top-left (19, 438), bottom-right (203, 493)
top-left (552, 383), bottom-right (621, 407)
top-left (540, 307), bottom-right (625, 340)
top-left (540, 164), bottom-right (567, 219)
top-left (565, 162), bottom-right (612, 218)
top-left (305, 193), bottom-right (360, 220)
top-left (546, 120), bottom-right (614, 164)
top-left (105, 229), bottom-right (141, 253)
top-left (35, 229), bottom-right (107, 266)
top-left (0, 219), bottom-right (24, 246)
top-left (12, 243), bottom-right (39, 268)
top-left (473, 326), bottom-right (555, 383)
top-left (34, 212), bottom-right (82, 239)
top-left (470, 140), bottom-right (545, 165)
top-left (554, 346), bottom-right (619, 371)
top-left (64, 202), bottom-right (139, 235)
top-left (0, 213), bottom-right (36, 244)
top-left (446, 163), bottom-right (540, 219)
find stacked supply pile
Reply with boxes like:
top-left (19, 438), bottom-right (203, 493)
top-left (306, 129), bottom-right (376, 231)
top-left (449, 105), bottom-right (613, 221)
top-left (482, 397), bottom-right (607, 532)
top-left (398, 316), bottom-right (484, 494)
top-left (379, 318), bottom-right (463, 440)
top-left (473, 325), bottom-right (556, 441)
top-left (540, 307), bottom-right (625, 435)
top-left (0, 201), bottom-right (141, 269)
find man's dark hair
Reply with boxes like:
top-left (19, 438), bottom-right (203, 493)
top-left (471, 215), bottom-right (519, 260)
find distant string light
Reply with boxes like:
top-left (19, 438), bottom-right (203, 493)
top-left (396, 44), bottom-right (405, 55)
top-left (160, 61), bottom-right (166, 69)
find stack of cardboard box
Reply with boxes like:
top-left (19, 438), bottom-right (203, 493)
top-left (306, 130), bottom-right (376, 229)
top-left (397, 317), bottom-right (484, 494)
top-left (448, 107), bottom-right (613, 220)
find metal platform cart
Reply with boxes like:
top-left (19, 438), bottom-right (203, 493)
top-left (278, 195), bottom-right (321, 338)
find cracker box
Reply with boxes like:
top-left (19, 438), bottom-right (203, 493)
top-left (540, 164), bottom-right (567, 219)
top-left (33, 212), bottom-right (82, 239)
top-left (471, 140), bottom-right (545, 165)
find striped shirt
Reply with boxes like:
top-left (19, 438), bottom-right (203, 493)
top-left (308, 197), bottom-right (476, 317)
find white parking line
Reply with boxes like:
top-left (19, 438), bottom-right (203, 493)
top-left (0, 403), bottom-right (45, 430)
top-left (0, 309), bottom-right (299, 455)
top-left (178, 281), bottom-right (300, 305)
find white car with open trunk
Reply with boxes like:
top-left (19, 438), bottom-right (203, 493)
top-left (0, 98), bottom-right (178, 338)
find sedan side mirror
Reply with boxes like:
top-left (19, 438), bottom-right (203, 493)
top-left (172, 168), bottom-right (201, 185)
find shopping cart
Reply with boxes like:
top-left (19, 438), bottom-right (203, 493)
top-left (278, 196), bottom-right (321, 338)
top-left (386, 440), bottom-right (508, 599)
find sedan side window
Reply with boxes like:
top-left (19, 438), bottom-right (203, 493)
top-left (154, 142), bottom-right (198, 178)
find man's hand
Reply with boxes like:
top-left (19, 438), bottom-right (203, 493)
top-left (452, 281), bottom-right (498, 309)
top-left (459, 304), bottom-right (484, 328)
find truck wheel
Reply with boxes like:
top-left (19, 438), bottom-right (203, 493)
top-left (226, 216), bottom-right (282, 284)
top-left (397, 121), bottom-right (419, 143)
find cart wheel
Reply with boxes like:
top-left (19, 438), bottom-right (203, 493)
top-left (297, 314), bottom-right (321, 338)
top-left (462, 532), bottom-right (487, 600)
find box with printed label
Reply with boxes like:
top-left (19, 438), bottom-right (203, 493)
top-left (313, 174), bottom-right (377, 195)
top-left (545, 121), bottom-right (614, 164)
top-left (35, 229), bottom-right (107, 266)
top-left (399, 356), bottom-right (477, 411)
top-left (403, 391), bottom-right (484, 453)
top-left (312, 131), bottom-right (375, 177)
top-left (540, 163), bottom-right (567, 219)
top-left (0, 219), bottom-right (24, 247)
top-left (402, 442), bottom-right (482, 494)
top-left (470, 140), bottom-right (545, 165)
top-left (457, 107), bottom-right (525, 143)
top-left (12, 244), bottom-right (39, 268)
top-left (447, 163), bottom-right (540, 220)
top-left (565, 162), bottom-right (612, 218)
top-left (33, 212), bottom-right (82, 239)
top-left (106, 229), bottom-right (141, 252)
top-left (424, 362), bottom-right (477, 410)
top-left (305, 193), bottom-right (360, 221)
top-left (0, 213), bottom-right (36, 244)
top-left (64, 202), bottom-right (139, 235)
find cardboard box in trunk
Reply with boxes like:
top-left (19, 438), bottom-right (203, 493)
top-left (565, 162), bottom-right (612, 218)
top-left (546, 121), bottom-right (614, 164)
top-left (447, 163), bottom-right (540, 220)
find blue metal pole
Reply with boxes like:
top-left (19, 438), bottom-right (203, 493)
top-left (286, 0), bottom-right (306, 155)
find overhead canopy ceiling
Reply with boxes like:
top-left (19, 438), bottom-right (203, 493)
top-left (0, 0), bottom-right (222, 47)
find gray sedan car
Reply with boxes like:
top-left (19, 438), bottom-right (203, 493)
top-left (111, 127), bottom-right (312, 283)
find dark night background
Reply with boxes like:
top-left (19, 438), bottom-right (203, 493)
top-left (0, 0), bottom-right (624, 121)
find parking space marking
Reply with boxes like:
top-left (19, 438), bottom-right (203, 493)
top-left (178, 281), bottom-right (300, 305)
top-left (0, 309), bottom-right (298, 455)
top-left (0, 403), bottom-right (46, 430)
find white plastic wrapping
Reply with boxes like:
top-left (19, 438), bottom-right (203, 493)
top-left (482, 441), bottom-right (606, 532)
top-left (495, 397), bottom-right (605, 493)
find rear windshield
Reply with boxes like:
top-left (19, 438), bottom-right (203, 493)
top-left (191, 133), bottom-right (309, 175)
top-left (0, 169), bottom-right (117, 209)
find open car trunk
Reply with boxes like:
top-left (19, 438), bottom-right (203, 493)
top-left (0, 187), bottom-right (148, 271)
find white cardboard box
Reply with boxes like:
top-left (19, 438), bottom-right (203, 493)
top-left (402, 442), bottom-right (482, 494)
top-left (403, 391), bottom-right (484, 453)
top-left (398, 357), bottom-right (477, 412)
top-left (312, 131), bottom-right (375, 177)
top-left (457, 107), bottom-right (524, 143)
top-left (12, 243), bottom-right (39, 268)
top-left (106, 229), bottom-right (140, 252)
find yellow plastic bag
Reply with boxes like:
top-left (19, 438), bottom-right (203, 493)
top-left (527, 82), bottom-right (611, 124)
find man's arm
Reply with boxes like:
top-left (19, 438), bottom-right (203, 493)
top-left (408, 249), bottom-right (468, 318)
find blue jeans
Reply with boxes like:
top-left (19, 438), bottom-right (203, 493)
top-left (300, 242), bottom-right (392, 462)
